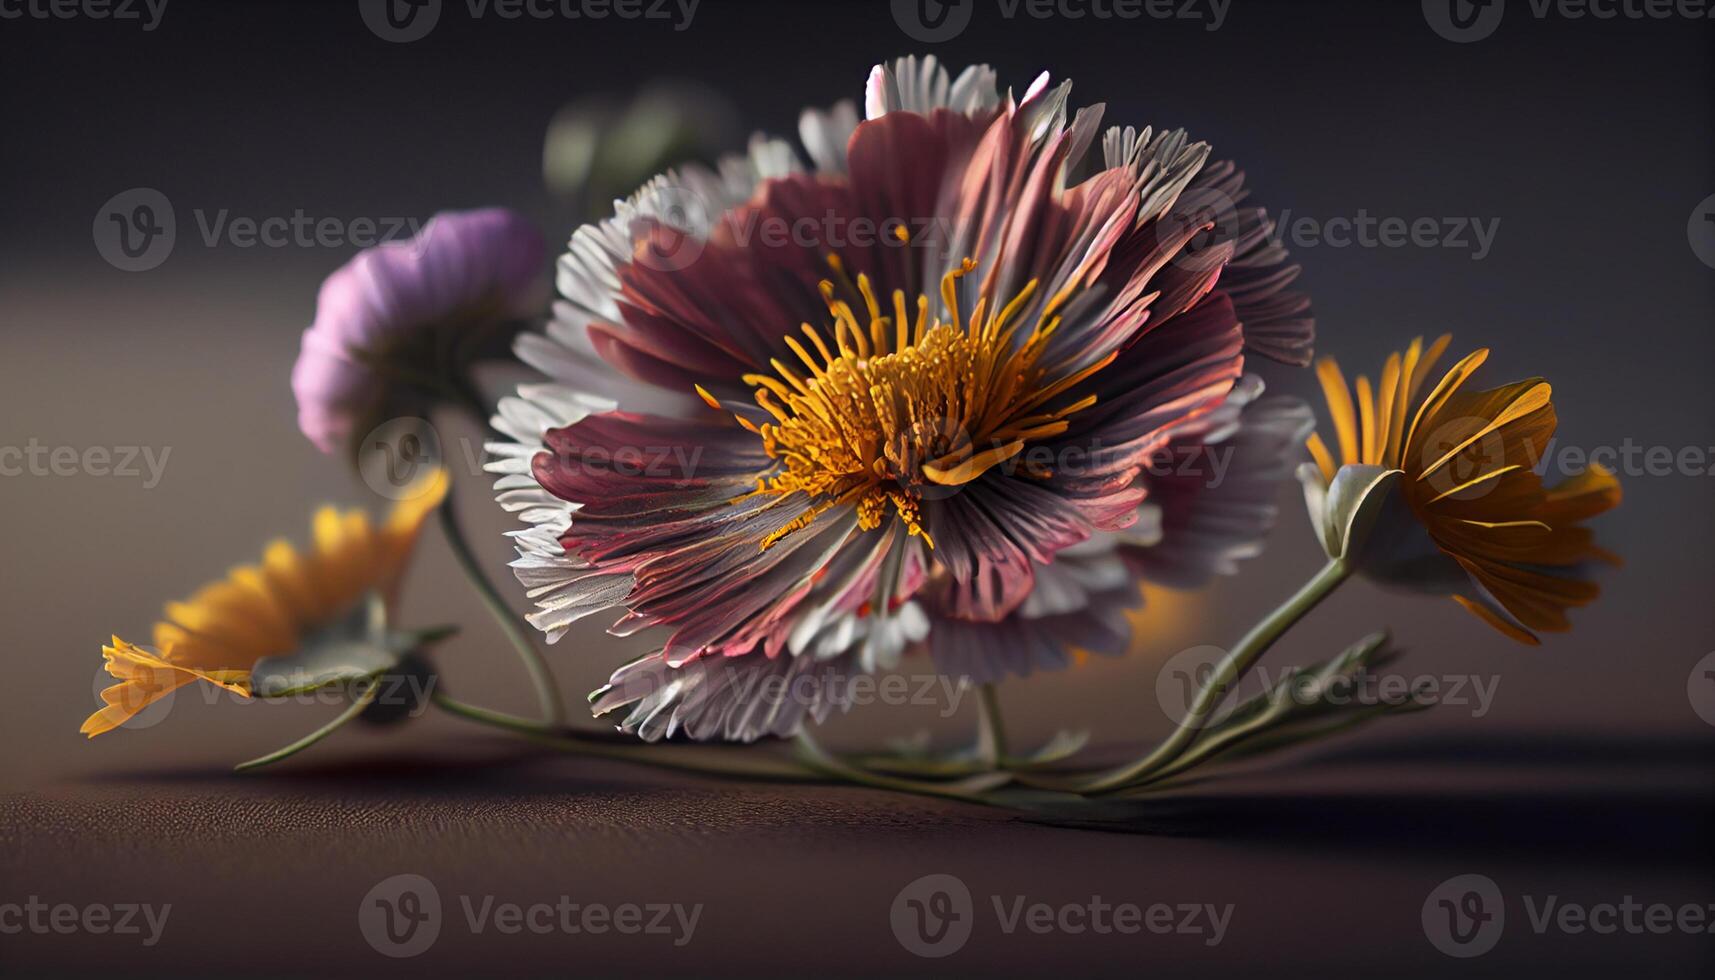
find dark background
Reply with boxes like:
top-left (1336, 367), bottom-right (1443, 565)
top-left (1, 0), bottom-right (1712, 977)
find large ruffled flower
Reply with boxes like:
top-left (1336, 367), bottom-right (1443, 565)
top-left (292, 209), bottom-right (546, 455)
top-left (1299, 335), bottom-right (1620, 644)
top-left (926, 378), bottom-right (1313, 684)
top-left (490, 56), bottom-right (1313, 740)
top-left (83, 470), bottom-right (449, 736)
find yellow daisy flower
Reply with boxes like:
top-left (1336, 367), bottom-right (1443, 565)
top-left (1300, 336), bottom-right (1620, 644)
top-left (83, 469), bottom-right (450, 737)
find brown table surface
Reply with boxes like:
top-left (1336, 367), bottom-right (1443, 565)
top-left (4, 731), bottom-right (1710, 979)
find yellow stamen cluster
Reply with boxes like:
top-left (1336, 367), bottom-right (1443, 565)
top-left (707, 258), bottom-right (1111, 550)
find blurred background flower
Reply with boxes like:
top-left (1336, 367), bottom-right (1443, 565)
top-left (544, 80), bottom-right (742, 221)
top-left (291, 209), bottom-right (547, 458)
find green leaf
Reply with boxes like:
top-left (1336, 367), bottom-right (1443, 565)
top-left (1133, 631), bottom-right (1433, 789)
top-left (249, 594), bottom-right (417, 698)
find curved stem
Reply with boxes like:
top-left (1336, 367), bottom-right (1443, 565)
top-left (975, 683), bottom-right (1008, 769)
top-left (431, 690), bottom-right (561, 738)
top-left (793, 729), bottom-right (1009, 803)
top-left (431, 691), bottom-right (819, 782)
top-left (1110, 692), bottom-right (1296, 791)
top-left (1073, 558), bottom-right (1352, 794)
top-left (234, 681), bottom-right (381, 772)
top-left (437, 490), bottom-right (567, 727)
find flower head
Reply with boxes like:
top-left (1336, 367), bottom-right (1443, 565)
top-left (1300, 336), bottom-right (1620, 644)
top-left (292, 209), bottom-right (546, 455)
top-left (492, 56), bottom-right (1313, 739)
top-left (83, 470), bottom-right (449, 736)
top-left (923, 376), bottom-right (1313, 683)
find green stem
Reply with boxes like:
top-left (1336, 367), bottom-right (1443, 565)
top-left (430, 691), bottom-right (819, 782)
top-left (793, 729), bottom-right (1009, 804)
top-left (1110, 692), bottom-right (1296, 791)
top-left (976, 683), bottom-right (1008, 769)
top-left (431, 690), bottom-right (560, 737)
top-left (1073, 558), bottom-right (1352, 794)
top-left (234, 681), bottom-right (381, 772)
top-left (437, 489), bottom-right (567, 727)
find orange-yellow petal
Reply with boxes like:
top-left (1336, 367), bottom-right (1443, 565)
top-left (1316, 357), bottom-right (1359, 465)
top-left (82, 638), bottom-right (252, 738)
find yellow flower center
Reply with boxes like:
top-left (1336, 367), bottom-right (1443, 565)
top-left (702, 257), bottom-right (1114, 550)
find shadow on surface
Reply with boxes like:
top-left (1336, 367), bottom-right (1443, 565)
top-left (69, 732), bottom-right (1715, 866)
top-left (1023, 733), bottom-right (1715, 863)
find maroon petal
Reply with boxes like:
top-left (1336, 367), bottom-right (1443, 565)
top-left (1183, 159), bottom-right (1315, 365)
top-left (1125, 383), bottom-right (1314, 586)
